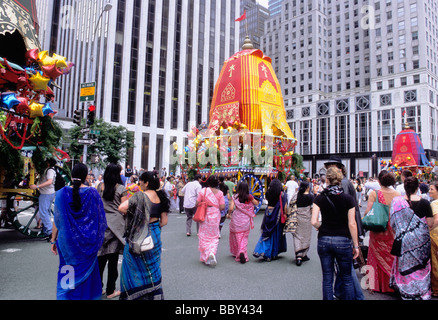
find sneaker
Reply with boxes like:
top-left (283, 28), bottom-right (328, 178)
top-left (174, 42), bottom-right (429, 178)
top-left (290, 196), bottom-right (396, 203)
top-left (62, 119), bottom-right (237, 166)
top-left (208, 253), bottom-right (217, 267)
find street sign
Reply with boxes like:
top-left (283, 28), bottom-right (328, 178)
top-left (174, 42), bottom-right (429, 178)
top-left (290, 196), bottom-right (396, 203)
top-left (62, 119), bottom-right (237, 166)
top-left (80, 127), bottom-right (91, 134)
top-left (77, 139), bottom-right (96, 145)
top-left (90, 129), bottom-right (101, 135)
top-left (80, 82), bottom-right (96, 102)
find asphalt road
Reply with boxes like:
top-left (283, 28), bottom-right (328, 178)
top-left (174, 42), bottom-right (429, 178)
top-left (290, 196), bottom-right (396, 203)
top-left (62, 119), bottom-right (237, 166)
top-left (0, 201), bottom-right (399, 301)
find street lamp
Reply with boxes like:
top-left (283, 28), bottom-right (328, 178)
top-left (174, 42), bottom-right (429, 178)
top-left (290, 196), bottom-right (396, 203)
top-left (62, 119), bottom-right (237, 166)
top-left (83, 2), bottom-right (112, 164)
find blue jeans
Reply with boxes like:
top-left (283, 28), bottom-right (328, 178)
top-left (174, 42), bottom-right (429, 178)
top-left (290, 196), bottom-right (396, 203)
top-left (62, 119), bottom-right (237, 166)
top-left (39, 193), bottom-right (55, 235)
top-left (317, 236), bottom-right (355, 300)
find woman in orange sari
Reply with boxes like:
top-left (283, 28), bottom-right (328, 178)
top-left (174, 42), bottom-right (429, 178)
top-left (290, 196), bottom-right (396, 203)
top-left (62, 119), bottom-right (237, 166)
top-left (196, 175), bottom-right (225, 267)
top-left (363, 171), bottom-right (399, 293)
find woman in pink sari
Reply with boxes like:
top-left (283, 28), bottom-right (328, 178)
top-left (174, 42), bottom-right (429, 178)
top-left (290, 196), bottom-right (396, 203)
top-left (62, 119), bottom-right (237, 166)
top-left (228, 182), bottom-right (259, 264)
top-left (196, 175), bottom-right (225, 267)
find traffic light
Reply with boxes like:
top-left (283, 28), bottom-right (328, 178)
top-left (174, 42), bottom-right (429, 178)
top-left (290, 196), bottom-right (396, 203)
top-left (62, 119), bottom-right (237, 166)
top-left (87, 105), bottom-right (96, 126)
top-left (73, 109), bottom-right (82, 126)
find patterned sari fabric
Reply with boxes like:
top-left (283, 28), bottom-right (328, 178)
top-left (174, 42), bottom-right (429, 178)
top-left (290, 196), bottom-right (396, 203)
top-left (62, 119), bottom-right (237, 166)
top-left (229, 195), bottom-right (255, 262)
top-left (366, 191), bottom-right (395, 293)
top-left (197, 188), bottom-right (224, 263)
top-left (120, 222), bottom-right (163, 300)
top-left (54, 187), bottom-right (107, 300)
top-left (253, 192), bottom-right (287, 260)
top-left (429, 200), bottom-right (438, 295)
top-left (389, 196), bottom-right (431, 300)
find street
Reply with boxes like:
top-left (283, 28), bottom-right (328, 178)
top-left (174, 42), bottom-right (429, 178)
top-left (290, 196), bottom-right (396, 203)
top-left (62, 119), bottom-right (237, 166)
top-left (0, 201), bottom-right (398, 301)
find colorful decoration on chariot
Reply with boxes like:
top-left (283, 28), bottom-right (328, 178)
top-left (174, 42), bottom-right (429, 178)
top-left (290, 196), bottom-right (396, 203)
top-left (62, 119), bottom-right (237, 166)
top-left (391, 123), bottom-right (431, 168)
top-left (207, 42), bottom-right (295, 141)
top-left (0, 11), bottom-right (73, 154)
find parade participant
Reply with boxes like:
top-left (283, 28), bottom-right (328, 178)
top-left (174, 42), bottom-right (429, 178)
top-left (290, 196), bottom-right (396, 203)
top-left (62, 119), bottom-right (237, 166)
top-left (324, 155), bottom-right (364, 300)
top-left (293, 181), bottom-right (315, 266)
top-left (176, 177), bottom-right (186, 214)
top-left (196, 175), bottom-right (225, 267)
top-left (96, 163), bottom-right (128, 299)
top-left (363, 171), bottom-right (399, 293)
top-left (285, 175), bottom-right (299, 205)
top-left (395, 170), bottom-right (414, 196)
top-left (182, 174), bottom-right (203, 236)
top-left (428, 181), bottom-right (438, 297)
top-left (228, 181), bottom-right (258, 264)
top-left (219, 178), bottom-right (230, 235)
top-left (389, 176), bottom-right (434, 300)
top-left (29, 158), bottom-right (57, 238)
top-left (311, 167), bottom-right (360, 300)
top-left (253, 179), bottom-right (287, 262)
top-left (50, 163), bottom-right (107, 300)
top-left (118, 171), bottom-right (169, 300)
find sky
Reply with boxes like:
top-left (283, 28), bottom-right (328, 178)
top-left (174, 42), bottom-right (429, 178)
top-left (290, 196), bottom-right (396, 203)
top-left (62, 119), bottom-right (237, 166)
top-left (257, 0), bottom-right (269, 8)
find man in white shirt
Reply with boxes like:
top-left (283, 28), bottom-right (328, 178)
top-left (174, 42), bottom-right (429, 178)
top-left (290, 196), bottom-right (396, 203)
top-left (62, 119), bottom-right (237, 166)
top-left (29, 158), bottom-right (57, 238)
top-left (395, 169), bottom-right (420, 196)
top-left (285, 175), bottom-right (299, 205)
top-left (181, 174), bottom-right (202, 236)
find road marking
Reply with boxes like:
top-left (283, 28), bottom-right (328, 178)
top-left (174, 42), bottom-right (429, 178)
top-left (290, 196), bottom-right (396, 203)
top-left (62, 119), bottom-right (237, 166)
top-left (1, 248), bottom-right (22, 253)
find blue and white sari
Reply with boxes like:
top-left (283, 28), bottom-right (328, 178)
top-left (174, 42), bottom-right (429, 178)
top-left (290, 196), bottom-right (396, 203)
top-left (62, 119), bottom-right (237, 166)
top-left (54, 187), bottom-right (107, 300)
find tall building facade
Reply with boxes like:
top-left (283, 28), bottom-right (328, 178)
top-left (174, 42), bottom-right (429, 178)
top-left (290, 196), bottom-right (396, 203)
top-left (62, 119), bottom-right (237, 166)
top-left (240, 0), bottom-right (269, 49)
top-left (37, 0), bottom-right (240, 172)
top-left (262, 0), bottom-right (438, 177)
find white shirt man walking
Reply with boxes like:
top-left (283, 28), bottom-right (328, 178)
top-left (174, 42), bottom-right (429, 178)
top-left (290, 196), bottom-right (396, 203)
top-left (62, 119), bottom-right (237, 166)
top-left (181, 174), bottom-right (202, 236)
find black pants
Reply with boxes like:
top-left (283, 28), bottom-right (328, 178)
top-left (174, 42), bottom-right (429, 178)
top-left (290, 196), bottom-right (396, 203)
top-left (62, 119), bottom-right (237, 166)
top-left (98, 252), bottom-right (119, 295)
top-left (179, 196), bottom-right (184, 213)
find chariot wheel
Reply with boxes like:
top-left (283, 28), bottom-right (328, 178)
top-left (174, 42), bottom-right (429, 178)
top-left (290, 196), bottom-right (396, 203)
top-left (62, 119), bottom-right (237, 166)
top-left (2, 166), bottom-right (71, 238)
top-left (238, 174), bottom-right (264, 214)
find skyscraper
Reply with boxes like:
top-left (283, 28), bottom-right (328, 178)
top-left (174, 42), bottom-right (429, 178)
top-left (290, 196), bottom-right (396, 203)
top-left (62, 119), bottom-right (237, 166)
top-left (262, 0), bottom-right (438, 177)
top-left (37, 0), bottom-right (240, 171)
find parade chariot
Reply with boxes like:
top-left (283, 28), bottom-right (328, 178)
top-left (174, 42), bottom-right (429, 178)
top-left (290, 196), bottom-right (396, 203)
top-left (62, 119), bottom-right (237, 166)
top-left (0, 0), bottom-right (72, 238)
top-left (178, 37), bottom-right (301, 213)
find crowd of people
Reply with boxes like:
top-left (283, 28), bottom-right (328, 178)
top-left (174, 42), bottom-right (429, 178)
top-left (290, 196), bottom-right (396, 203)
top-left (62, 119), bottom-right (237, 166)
top-left (26, 155), bottom-right (438, 301)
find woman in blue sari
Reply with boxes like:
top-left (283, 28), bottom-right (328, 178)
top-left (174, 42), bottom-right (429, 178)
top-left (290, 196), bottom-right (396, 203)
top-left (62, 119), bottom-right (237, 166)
top-left (253, 179), bottom-right (287, 261)
top-left (50, 163), bottom-right (107, 300)
top-left (118, 171), bottom-right (169, 300)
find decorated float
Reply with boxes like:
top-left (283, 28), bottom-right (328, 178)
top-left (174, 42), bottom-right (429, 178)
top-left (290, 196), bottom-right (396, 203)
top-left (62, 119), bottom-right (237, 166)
top-left (0, 0), bottom-right (72, 237)
top-left (176, 37), bottom-right (301, 213)
top-left (381, 120), bottom-right (434, 180)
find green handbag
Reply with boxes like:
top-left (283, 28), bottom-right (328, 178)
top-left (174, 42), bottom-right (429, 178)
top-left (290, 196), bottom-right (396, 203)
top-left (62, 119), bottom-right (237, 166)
top-left (362, 190), bottom-right (389, 232)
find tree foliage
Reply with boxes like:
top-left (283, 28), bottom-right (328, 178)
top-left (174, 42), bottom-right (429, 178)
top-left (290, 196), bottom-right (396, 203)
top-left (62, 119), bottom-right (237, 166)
top-left (69, 118), bottom-right (135, 168)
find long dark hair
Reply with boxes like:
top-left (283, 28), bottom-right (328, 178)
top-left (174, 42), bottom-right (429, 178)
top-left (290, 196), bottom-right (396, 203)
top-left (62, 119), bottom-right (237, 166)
top-left (298, 181), bottom-right (309, 195)
top-left (140, 171), bottom-right (170, 213)
top-left (236, 181), bottom-right (250, 204)
top-left (102, 163), bottom-right (122, 201)
top-left (265, 179), bottom-right (282, 205)
top-left (404, 176), bottom-right (419, 207)
top-left (70, 163), bottom-right (88, 212)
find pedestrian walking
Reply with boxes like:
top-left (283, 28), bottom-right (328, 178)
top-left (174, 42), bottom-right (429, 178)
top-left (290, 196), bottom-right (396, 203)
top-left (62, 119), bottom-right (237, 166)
top-left (96, 163), bottom-right (128, 299)
top-left (427, 181), bottom-right (438, 297)
top-left (176, 177), bottom-right (185, 214)
top-left (196, 175), bottom-right (225, 267)
top-left (285, 175), bottom-right (299, 205)
top-left (293, 181), bottom-right (315, 266)
top-left (219, 178), bottom-right (230, 235)
top-left (228, 181), bottom-right (258, 264)
top-left (253, 179), bottom-right (287, 262)
top-left (181, 174), bottom-right (202, 236)
top-left (311, 167), bottom-right (360, 300)
top-left (363, 170), bottom-right (399, 293)
top-left (29, 158), bottom-right (58, 238)
top-left (118, 171), bottom-right (169, 300)
top-left (50, 163), bottom-right (107, 300)
top-left (389, 176), bottom-right (434, 300)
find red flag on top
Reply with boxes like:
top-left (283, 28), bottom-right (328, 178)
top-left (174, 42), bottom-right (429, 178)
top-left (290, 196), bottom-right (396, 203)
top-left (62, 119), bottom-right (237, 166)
top-left (235, 10), bottom-right (247, 22)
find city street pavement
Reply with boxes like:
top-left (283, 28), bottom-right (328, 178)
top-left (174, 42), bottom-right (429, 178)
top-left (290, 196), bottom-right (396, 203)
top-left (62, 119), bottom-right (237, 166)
top-left (0, 199), bottom-right (399, 301)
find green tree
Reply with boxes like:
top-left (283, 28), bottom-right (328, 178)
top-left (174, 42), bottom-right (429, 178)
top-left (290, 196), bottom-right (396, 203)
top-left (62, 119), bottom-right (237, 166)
top-left (69, 118), bottom-right (134, 168)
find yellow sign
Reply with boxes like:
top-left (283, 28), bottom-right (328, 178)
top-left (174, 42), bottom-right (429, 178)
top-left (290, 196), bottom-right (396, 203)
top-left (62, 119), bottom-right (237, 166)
top-left (80, 82), bottom-right (96, 102)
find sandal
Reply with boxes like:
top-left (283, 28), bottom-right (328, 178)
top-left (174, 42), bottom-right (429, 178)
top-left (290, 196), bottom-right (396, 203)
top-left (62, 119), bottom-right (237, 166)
top-left (107, 290), bottom-right (120, 299)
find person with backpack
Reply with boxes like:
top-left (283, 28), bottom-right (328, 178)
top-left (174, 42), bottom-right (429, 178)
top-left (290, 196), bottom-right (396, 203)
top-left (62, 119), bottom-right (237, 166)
top-left (30, 158), bottom-right (58, 238)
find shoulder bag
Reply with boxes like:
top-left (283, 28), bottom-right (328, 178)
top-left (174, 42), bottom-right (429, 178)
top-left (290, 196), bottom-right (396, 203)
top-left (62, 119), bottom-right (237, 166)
top-left (127, 192), bottom-right (154, 255)
top-left (361, 190), bottom-right (389, 232)
top-left (193, 188), bottom-right (208, 223)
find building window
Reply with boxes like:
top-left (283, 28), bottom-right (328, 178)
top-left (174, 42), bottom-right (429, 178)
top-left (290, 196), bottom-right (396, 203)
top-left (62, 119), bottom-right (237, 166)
top-left (336, 99), bottom-right (349, 113)
top-left (380, 94), bottom-right (392, 106)
top-left (404, 90), bottom-right (417, 103)
top-left (302, 106), bottom-right (311, 117)
top-left (317, 102), bottom-right (329, 116)
top-left (356, 95), bottom-right (370, 111)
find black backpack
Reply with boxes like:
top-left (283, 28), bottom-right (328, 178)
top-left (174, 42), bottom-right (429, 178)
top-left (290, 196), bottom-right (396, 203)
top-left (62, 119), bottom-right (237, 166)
top-left (51, 167), bottom-right (66, 191)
